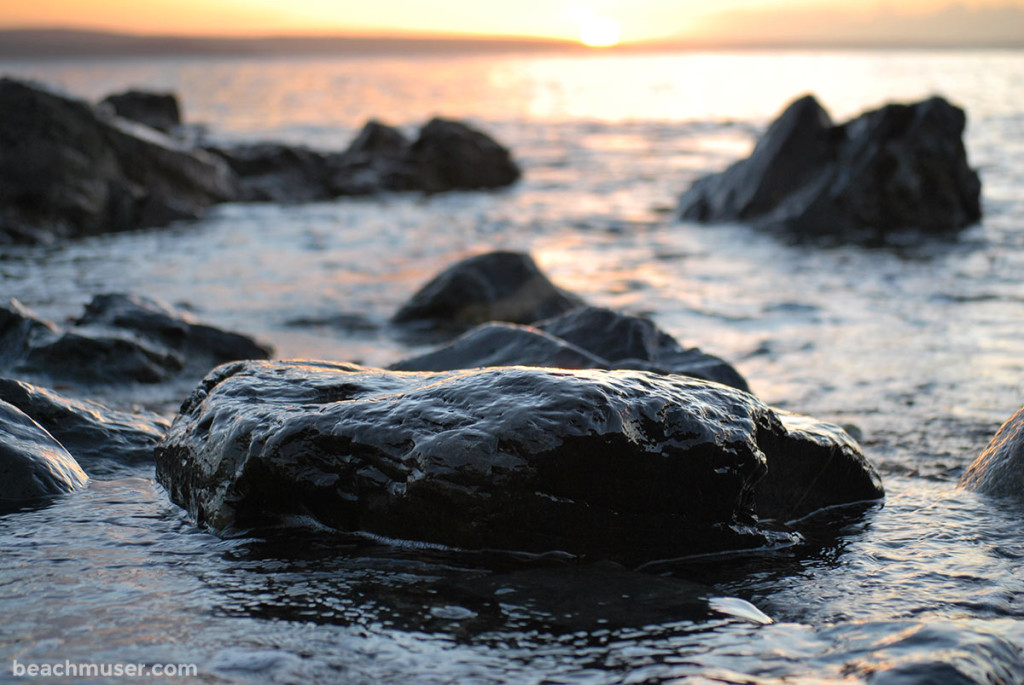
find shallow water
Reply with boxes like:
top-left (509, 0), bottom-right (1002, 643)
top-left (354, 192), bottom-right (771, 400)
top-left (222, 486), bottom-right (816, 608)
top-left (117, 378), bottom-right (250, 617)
top-left (2, 50), bottom-right (1024, 682)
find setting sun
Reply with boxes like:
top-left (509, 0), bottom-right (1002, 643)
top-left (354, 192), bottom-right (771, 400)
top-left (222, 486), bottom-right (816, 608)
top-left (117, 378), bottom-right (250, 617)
top-left (578, 15), bottom-right (621, 47)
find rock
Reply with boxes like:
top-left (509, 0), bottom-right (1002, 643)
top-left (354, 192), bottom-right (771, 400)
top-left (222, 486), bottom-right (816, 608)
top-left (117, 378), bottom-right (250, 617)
top-left (679, 94), bottom-right (982, 240)
top-left (407, 118), bottom-right (521, 193)
top-left (0, 400), bottom-right (88, 504)
top-left (959, 407), bottom-right (1024, 498)
top-left (390, 308), bottom-right (750, 393)
top-left (391, 251), bottom-right (584, 334)
top-left (99, 89), bottom-right (182, 133)
top-left (0, 77), bottom-right (237, 244)
top-left (0, 295), bottom-right (270, 385)
top-left (156, 361), bottom-right (883, 562)
top-left (0, 378), bottom-right (169, 473)
top-left (204, 143), bottom-right (335, 203)
top-left (327, 120), bottom-right (417, 195)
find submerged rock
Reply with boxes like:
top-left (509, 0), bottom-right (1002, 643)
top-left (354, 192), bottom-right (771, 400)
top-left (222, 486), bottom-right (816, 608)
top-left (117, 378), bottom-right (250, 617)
top-left (0, 378), bottom-right (169, 472)
top-left (959, 406), bottom-right (1024, 499)
top-left (0, 295), bottom-right (270, 385)
top-left (679, 94), bottom-right (981, 240)
top-left (156, 361), bottom-right (882, 562)
top-left (0, 77), bottom-right (236, 245)
top-left (0, 400), bottom-right (88, 504)
top-left (391, 307), bottom-right (749, 392)
top-left (391, 251), bottom-right (584, 334)
top-left (99, 89), bottom-right (182, 133)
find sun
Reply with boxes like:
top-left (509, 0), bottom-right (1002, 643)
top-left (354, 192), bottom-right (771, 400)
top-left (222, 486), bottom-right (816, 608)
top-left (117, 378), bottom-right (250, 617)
top-left (578, 15), bottom-right (621, 48)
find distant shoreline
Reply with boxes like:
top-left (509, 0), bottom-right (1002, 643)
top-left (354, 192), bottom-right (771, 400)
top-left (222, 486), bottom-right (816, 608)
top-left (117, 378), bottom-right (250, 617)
top-left (0, 28), bottom-right (1020, 59)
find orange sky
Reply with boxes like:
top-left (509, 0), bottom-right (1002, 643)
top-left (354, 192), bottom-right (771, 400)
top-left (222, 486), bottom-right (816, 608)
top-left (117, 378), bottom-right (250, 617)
top-left (2, 0), bottom-right (1024, 44)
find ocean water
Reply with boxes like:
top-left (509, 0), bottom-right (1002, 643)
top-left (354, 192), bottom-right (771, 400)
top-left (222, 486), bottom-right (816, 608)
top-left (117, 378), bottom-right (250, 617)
top-left (2, 50), bottom-right (1024, 682)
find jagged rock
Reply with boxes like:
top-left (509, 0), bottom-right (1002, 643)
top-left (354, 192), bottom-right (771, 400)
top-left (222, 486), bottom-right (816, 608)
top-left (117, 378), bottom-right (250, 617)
top-left (0, 295), bottom-right (270, 385)
top-left (0, 77), bottom-right (236, 244)
top-left (99, 89), bottom-right (182, 133)
top-left (959, 406), bottom-right (1024, 498)
top-left (390, 308), bottom-right (749, 392)
top-left (406, 118), bottom-right (521, 192)
top-left (679, 94), bottom-right (981, 240)
top-left (0, 400), bottom-right (88, 504)
top-left (391, 251), bottom-right (584, 334)
top-left (0, 378), bottom-right (169, 473)
top-left (156, 361), bottom-right (883, 562)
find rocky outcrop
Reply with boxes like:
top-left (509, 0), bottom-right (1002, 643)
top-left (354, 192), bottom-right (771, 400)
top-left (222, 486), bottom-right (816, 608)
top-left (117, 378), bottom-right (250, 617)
top-left (406, 118), bottom-right (521, 192)
top-left (0, 400), bottom-right (88, 504)
top-left (0, 378), bottom-right (169, 473)
top-left (391, 251), bottom-right (584, 334)
top-left (959, 406), bottom-right (1024, 498)
top-left (156, 361), bottom-right (883, 562)
top-left (99, 89), bottom-right (182, 133)
top-left (678, 94), bottom-right (982, 240)
top-left (0, 77), bottom-right (237, 245)
top-left (0, 294), bottom-right (270, 384)
top-left (391, 307), bottom-right (749, 392)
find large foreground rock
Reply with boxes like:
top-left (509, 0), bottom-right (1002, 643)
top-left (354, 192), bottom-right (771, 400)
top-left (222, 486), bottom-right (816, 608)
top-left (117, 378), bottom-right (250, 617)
top-left (0, 378), bottom-right (169, 473)
top-left (678, 94), bottom-right (981, 240)
top-left (156, 361), bottom-right (882, 562)
top-left (0, 400), bottom-right (88, 504)
top-left (0, 294), bottom-right (270, 384)
top-left (959, 406), bottom-right (1024, 498)
top-left (0, 78), bottom-right (236, 244)
top-left (391, 307), bottom-right (750, 392)
top-left (391, 251), bottom-right (584, 334)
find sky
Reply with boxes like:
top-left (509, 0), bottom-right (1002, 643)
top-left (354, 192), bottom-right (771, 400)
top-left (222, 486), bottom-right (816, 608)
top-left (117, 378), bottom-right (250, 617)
top-left (2, 0), bottom-right (1024, 46)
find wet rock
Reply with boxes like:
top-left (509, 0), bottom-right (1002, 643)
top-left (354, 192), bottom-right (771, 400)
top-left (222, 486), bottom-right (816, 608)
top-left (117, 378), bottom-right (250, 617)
top-left (391, 251), bottom-right (584, 334)
top-left (328, 120), bottom-right (417, 194)
top-left (0, 378), bottom-right (169, 472)
top-left (204, 143), bottom-right (336, 203)
top-left (406, 118), bottom-right (521, 193)
top-left (0, 295), bottom-right (270, 385)
top-left (0, 77), bottom-right (237, 244)
top-left (156, 361), bottom-right (883, 562)
top-left (390, 308), bottom-right (750, 393)
top-left (99, 89), bottom-right (182, 133)
top-left (0, 400), bottom-right (88, 504)
top-left (959, 406), bottom-right (1024, 498)
top-left (679, 94), bottom-right (981, 240)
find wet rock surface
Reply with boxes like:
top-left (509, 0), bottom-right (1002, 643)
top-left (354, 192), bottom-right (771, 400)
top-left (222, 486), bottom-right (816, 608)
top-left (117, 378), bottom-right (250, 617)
top-left (0, 294), bottom-right (270, 385)
top-left (391, 307), bottom-right (750, 392)
top-left (0, 77), bottom-right (236, 244)
top-left (959, 406), bottom-right (1024, 499)
top-left (156, 360), bottom-right (882, 562)
top-left (99, 89), bottom-right (182, 133)
top-left (678, 94), bottom-right (982, 240)
top-left (0, 378), bottom-right (169, 474)
top-left (391, 251), bottom-right (584, 334)
top-left (0, 400), bottom-right (88, 505)
top-left (406, 117), bottom-right (521, 193)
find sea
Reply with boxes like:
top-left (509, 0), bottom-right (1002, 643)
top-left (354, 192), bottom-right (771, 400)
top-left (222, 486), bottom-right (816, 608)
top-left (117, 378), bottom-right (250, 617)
top-left (1, 49), bottom-right (1024, 683)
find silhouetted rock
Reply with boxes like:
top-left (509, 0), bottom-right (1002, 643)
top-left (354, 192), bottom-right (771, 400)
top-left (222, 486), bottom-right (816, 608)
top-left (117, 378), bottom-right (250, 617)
top-left (328, 120), bottom-right (417, 194)
top-left (407, 118), bottom-right (521, 192)
top-left (0, 378), bottom-right (169, 474)
top-left (959, 406), bottom-right (1024, 499)
top-left (0, 295), bottom-right (270, 385)
top-left (156, 360), bottom-right (883, 562)
top-left (391, 308), bottom-right (750, 392)
top-left (100, 89), bottom-right (182, 132)
top-left (0, 77), bottom-right (236, 244)
top-left (392, 251), bottom-right (584, 334)
top-left (679, 94), bottom-right (981, 240)
top-left (0, 400), bottom-right (88, 504)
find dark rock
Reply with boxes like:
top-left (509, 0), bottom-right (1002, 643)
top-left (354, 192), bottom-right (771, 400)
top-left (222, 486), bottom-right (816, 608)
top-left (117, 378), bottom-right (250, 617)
top-left (156, 361), bottom-right (883, 562)
top-left (406, 118), bottom-right (521, 193)
top-left (99, 89), bottom-right (182, 133)
top-left (679, 94), bottom-right (982, 240)
top-left (345, 120), bottom-right (409, 158)
top-left (0, 400), bottom-right (88, 504)
top-left (0, 378), bottom-right (169, 473)
top-left (204, 143), bottom-right (335, 203)
top-left (959, 407), bottom-right (1024, 498)
top-left (327, 120), bottom-right (417, 195)
top-left (0, 295), bottom-right (270, 385)
top-left (0, 77), bottom-right (236, 244)
top-left (391, 251), bottom-right (584, 334)
top-left (390, 308), bottom-right (750, 393)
